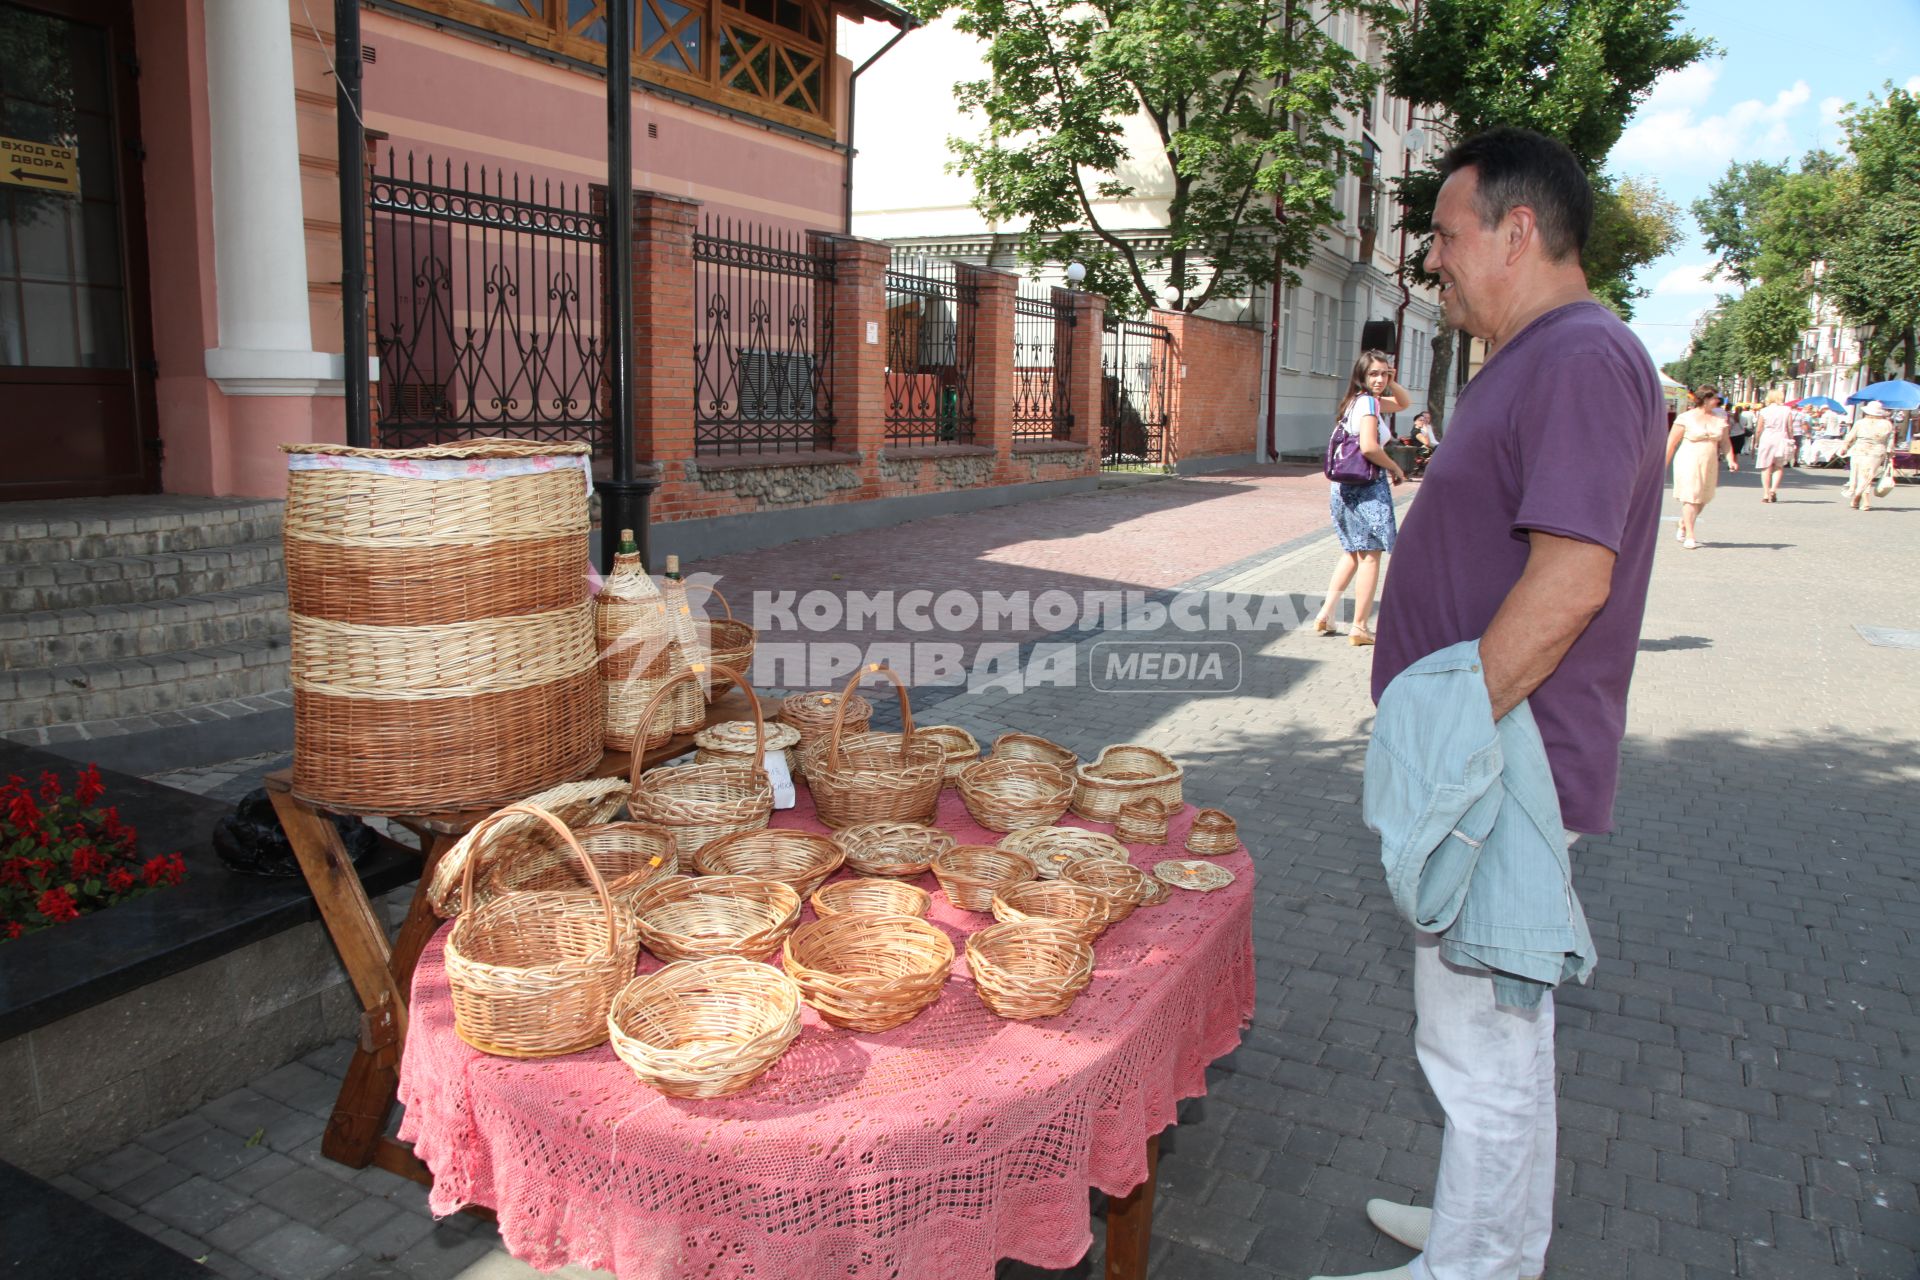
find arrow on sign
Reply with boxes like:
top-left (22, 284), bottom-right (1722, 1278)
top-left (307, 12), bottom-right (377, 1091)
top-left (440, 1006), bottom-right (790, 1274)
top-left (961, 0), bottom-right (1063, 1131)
top-left (8, 168), bottom-right (67, 185)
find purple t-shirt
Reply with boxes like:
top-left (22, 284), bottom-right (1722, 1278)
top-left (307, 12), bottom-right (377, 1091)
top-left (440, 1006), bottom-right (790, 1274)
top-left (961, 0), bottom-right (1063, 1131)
top-left (1370, 301), bottom-right (1665, 833)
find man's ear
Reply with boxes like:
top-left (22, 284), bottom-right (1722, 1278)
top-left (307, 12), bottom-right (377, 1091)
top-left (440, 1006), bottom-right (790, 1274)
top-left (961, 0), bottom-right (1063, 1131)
top-left (1503, 205), bottom-right (1537, 265)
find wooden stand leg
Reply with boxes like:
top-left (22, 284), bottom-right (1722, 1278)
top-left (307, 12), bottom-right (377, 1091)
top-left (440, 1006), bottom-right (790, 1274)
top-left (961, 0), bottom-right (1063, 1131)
top-left (1105, 1133), bottom-right (1160, 1280)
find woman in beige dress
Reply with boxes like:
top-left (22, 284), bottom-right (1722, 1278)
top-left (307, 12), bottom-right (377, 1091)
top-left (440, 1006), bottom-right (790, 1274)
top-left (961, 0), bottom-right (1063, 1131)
top-left (1839, 400), bottom-right (1897, 511)
top-left (1664, 384), bottom-right (1738, 548)
top-left (1753, 388), bottom-right (1799, 502)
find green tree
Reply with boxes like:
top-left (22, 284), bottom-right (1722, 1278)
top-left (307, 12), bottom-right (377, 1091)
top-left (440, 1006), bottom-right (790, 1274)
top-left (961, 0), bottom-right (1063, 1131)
top-left (1586, 175), bottom-right (1684, 316)
top-left (935, 0), bottom-right (1403, 314)
top-left (1691, 160), bottom-right (1788, 285)
top-left (1824, 188), bottom-right (1920, 377)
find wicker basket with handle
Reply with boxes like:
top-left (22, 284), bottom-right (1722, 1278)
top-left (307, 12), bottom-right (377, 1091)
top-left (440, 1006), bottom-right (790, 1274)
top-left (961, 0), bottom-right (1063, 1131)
top-left (628, 874), bottom-right (802, 962)
top-left (443, 804), bottom-right (640, 1058)
top-left (810, 878), bottom-right (932, 918)
top-left (966, 920), bottom-right (1095, 1020)
top-left (806, 665), bottom-right (945, 829)
top-left (485, 821), bottom-right (679, 913)
top-left (831, 821), bottom-right (954, 878)
top-left (930, 845), bottom-right (1037, 913)
top-left (956, 758), bottom-right (1074, 832)
top-left (627, 664), bottom-right (773, 858)
top-left (693, 829), bottom-right (846, 899)
top-left (778, 689), bottom-right (872, 778)
top-left (782, 911), bottom-right (954, 1032)
top-left (598, 532), bottom-right (704, 753)
top-left (427, 775), bottom-right (631, 917)
top-left (686, 585), bottom-right (756, 701)
top-left (284, 440), bottom-right (602, 814)
top-left (990, 879), bottom-right (1113, 945)
top-left (1070, 744), bottom-right (1185, 823)
top-left (607, 956), bottom-right (802, 1099)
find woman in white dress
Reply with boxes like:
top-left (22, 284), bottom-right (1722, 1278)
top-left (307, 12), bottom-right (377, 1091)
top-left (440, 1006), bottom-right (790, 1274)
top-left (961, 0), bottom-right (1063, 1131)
top-left (1663, 384), bottom-right (1738, 548)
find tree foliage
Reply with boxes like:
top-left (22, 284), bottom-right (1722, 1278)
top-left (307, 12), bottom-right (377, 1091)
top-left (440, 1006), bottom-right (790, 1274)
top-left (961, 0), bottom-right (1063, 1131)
top-left (934, 0), bottom-right (1403, 314)
top-left (1586, 175), bottom-right (1683, 315)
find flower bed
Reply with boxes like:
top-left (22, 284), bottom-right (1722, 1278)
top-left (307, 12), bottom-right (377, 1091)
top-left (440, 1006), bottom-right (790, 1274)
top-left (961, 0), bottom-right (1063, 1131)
top-left (2, 764), bottom-right (186, 942)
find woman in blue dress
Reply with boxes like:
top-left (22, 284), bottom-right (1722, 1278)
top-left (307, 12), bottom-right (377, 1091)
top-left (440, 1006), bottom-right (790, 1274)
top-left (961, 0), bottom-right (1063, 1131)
top-left (1311, 348), bottom-right (1410, 647)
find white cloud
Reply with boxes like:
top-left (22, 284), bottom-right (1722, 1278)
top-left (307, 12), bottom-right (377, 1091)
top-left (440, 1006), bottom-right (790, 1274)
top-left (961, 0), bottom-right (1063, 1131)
top-left (1612, 65), bottom-right (1814, 174)
top-left (1633, 304), bottom-right (1714, 365)
top-left (1908, 75), bottom-right (1920, 96)
top-left (1651, 261), bottom-right (1739, 298)
top-left (1820, 96), bottom-right (1848, 130)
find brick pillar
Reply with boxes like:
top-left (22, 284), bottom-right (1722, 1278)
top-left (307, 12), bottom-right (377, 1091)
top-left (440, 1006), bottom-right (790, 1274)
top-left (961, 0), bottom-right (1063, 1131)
top-left (1059, 287), bottom-right (1107, 465)
top-left (1154, 307), bottom-right (1188, 468)
top-left (956, 263), bottom-right (1017, 476)
top-left (811, 233), bottom-right (890, 487)
top-left (631, 191), bottom-right (701, 475)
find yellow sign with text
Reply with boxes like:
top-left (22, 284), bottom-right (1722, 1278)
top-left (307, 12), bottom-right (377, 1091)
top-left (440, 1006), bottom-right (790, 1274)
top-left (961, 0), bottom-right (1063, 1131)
top-left (0, 136), bottom-right (80, 196)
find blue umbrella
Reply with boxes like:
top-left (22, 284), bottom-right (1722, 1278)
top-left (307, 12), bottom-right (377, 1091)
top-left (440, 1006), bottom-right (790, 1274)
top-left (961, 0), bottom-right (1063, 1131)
top-left (1846, 380), bottom-right (1920, 411)
top-left (1795, 395), bottom-right (1848, 412)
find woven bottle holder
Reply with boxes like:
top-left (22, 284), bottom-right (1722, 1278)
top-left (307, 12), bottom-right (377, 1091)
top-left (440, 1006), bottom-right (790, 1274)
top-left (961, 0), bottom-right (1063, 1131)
top-left (607, 956), bottom-right (803, 1099)
top-left (782, 911), bottom-right (954, 1032)
top-left (628, 874), bottom-right (803, 962)
top-left (627, 663), bottom-right (774, 858)
top-left (806, 665), bottom-right (945, 830)
top-left (694, 829), bottom-right (846, 899)
top-left (443, 804), bottom-right (640, 1058)
top-left (990, 879), bottom-right (1113, 945)
top-left (283, 440), bottom-right (602, 814)
top-left (832, 821), bottom-right (955, 878)
top-left (1070, 744), bottom-right (1185, 823)
top-left (917, 725), bottom-right (982, 784)
top-left (956, 758), bottom-right (1075, 833)
top-left (485, 821), bottom-right (679, 913)
top-left (966, 920), bottom-right (1095, 1021)
top-left (428, 775), bottom-right (632, 917)
top-left (685, 585), bottom-right (756, 701)
top-left (778, 689), bottom-right (872, 778)
top-left (1112, 797), bottom-right (1174, 845)
top-left (1059, 858), bottom-right (1158, 923)
top-left (810, 878), bottom-right (932, 918)
top-left (999, 826), bottom-right (1131, 880)
top-left (988, 732), bottom-right (1078, 772)
top-left (930, 845), bottom-right (1038, 913)
top-left (1184, 808), bottom-right (1240, 856)
top-left (599, 542), bottom-right (704, 753)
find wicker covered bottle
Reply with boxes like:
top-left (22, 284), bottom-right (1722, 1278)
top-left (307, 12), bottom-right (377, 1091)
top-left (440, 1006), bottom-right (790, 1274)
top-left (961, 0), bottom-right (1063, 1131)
top-left (599, 532), bottom-right (704, 752)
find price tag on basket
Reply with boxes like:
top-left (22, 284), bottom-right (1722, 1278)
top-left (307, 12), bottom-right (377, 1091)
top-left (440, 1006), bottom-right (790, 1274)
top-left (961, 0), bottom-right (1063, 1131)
top-left (762, 750), bottom-right (797, 810)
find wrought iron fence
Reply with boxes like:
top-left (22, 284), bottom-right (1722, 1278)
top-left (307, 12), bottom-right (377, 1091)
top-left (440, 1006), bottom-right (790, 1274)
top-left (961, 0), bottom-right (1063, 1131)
top-left (1101, 317), bottom-right (1174, 467)
top-left (1012, 283), bottom-right (1074, 442)
top-left (368, 152), bottom-right (610, 452)
top-left (884, 256), bottom-right (976, 446)
top-left (693, 217), bottom-right (836, 455)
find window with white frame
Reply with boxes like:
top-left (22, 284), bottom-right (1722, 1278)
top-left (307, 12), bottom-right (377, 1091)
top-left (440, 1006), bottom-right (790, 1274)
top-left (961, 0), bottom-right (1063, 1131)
top-left (1280, 285), bottom-right (1300, 370)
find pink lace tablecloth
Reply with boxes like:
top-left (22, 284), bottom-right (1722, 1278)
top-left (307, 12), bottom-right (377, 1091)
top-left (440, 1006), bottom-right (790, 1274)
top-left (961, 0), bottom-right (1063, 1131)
top-left (398, 787), bottom-right (1256, 1279)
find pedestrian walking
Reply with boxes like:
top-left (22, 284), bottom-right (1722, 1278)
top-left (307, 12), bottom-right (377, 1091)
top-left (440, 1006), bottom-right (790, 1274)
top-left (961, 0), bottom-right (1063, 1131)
top-left (1664, 385), bottom-right (1737, 548)
top-left (1340, 127), bottom-right (1667, 1280)
top-left (1312, 350), bottom-right (1411, 647)
top-left (1754, 388), bottom-right (1797, 502)
top-left (1839, 400), bottom-right (1897, 511)
top-left (1729, 402), bottom-right (1753, 457)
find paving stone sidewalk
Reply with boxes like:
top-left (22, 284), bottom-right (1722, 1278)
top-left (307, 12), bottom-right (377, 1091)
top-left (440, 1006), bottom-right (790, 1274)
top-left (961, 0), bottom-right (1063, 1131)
top-left (66, 463), bottom-right (1920, 1280)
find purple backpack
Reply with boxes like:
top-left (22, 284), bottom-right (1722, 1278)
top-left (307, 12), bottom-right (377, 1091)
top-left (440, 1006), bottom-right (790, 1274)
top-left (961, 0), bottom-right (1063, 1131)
top-left (1325, 395), bottom-right (1380, 485)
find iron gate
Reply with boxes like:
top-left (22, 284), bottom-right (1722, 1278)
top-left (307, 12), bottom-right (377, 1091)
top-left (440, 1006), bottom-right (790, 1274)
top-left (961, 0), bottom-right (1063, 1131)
top-left (1101, 317), bottom-right (1173, 466)
top-left (1012, 284), bottom-right (1074, 442)
top-left (369, 152), bottom-right (611, 452)
top-left (885, 257), bottom-right (976, 445)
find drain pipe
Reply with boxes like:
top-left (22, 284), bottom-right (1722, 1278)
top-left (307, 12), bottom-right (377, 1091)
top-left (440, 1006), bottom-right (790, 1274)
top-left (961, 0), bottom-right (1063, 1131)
top-left (1262, 0), bottom-right (1296, 463)
top-left (844, 20), bottom-right (919, 233)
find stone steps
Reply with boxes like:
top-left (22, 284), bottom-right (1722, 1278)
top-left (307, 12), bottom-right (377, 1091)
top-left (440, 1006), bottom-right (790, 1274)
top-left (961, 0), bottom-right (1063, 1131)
top-left (0, 496), bottom-right (283, 564)
top-left (0, 540), bottom-right (285, 612)
top-left (0, 636), bottom-right (291, 733)
top-left (0, 584), bottom-right (290, 671)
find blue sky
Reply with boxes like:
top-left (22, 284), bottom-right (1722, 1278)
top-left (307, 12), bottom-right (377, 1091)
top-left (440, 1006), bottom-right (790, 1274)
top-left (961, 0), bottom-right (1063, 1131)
top-left (1610, 0), bottom-right (1920, 368)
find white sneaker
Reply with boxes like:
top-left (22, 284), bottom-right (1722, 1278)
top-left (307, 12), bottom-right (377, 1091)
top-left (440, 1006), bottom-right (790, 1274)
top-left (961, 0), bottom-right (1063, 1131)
top-left (1683, 538), bottom-right (1699, 549)
top-left (1366, 1199), bottom-right (1431, 1250)
top-left (1307, 1267), bottom-right (1412, 1280)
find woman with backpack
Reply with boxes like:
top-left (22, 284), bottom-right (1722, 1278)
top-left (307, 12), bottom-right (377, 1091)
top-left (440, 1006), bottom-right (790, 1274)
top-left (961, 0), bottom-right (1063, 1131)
top-left (1311, 348), bottom-right (1411, 646)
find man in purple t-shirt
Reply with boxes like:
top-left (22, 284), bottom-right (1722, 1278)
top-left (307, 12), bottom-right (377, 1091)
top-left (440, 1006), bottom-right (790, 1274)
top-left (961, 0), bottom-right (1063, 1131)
top-left (1318, 131), bottom-right (1664, 1280)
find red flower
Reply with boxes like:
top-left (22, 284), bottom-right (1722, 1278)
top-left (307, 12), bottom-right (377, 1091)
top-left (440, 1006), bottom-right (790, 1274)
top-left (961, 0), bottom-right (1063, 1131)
top-left (106, 867), bottom-right (135, 895)
top-left (37, 771), bottom-right (62, 804)
top-left (74, 763), bottom-right (105, 808)
top-left (7, 791), bottom-right (42, 832)
top-left (70, 845), bottom-right (106, 879)
top-left (102, 807), bottom-right (135, 845)
top-left (142, 853), bottom-right (185, 888)
top-left (36, 887), bottom-right (79, 923)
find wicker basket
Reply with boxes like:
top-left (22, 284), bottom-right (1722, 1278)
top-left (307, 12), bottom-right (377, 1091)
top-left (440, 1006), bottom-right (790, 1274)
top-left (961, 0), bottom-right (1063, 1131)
top-left (599, 536), bottom-right (704, 754)
top-left (966, 920), bottom-right (1095, 1020)
top-left (427, 776), bottom-right (632, 917)
top-left (486, 821), bottom-right (679, 912)
top-left (627, 664), bottom-right (774, 858)
top-left (999, 826), bottom-right (1132, 880)
top-left (1113, 797), bottom-right (1174, 845)
top-left (806, 666), bottom-right (945, 829)
top-left (832, 822), bottom-right (954, 878)
top-left (930, 845), bottom-right (1037, 913)
top-left (607, 956), bottom-right (802, 1099)
top-left (811, 878), bottom-right (932, 918)
top-left (284, 440), bottom-right (602, 814)
top-left (782, 911), bottom-right (954, 1032)
top-left (918, 725), bottom-right (982, 784)
top-left (779, 689), bottom-right (872, 778)
top-left (1071, 745), bottom-right (1185, 823)
top-left (1059, 858), bottom-right (1157, 923)
top-left (628, 874), bottom-right (802, 962)
top-left (956, 758), bottom-right (1074, 832)
top-left (991, 879), bottom-right (1113, 945)
top-left (1185, 808), bottom-right (1240, 856)
top-left (687, 586), bottom-right (756, 701)
top-left (443, 805), bottom-right (640, 1058)
top-left (694, 719), bottom-right (802, 776)
top-left (989, 732), bottom-right (1078, 772)
top-left (694, 829), bottom-right (846, 899)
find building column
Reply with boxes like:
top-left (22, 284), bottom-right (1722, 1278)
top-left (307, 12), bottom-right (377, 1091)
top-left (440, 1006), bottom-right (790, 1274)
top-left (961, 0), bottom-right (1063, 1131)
top-left (812, 234), bottom-right (891, 490)
top-left (955, 263), bottom-right (1016, 477)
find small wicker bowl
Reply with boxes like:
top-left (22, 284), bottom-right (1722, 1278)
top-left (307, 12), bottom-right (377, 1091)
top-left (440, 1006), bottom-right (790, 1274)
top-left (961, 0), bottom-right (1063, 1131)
top-left (930, 845), bottom-right (1038, 913)
top-left (810, 877), bottom-right (932, 918)
top-left (484, 821), bottom-right (680, 913)
top-left (957, 758), bottom-right (1075, 833)
top-left (428, 777), bottom-right (632, 917)
top-left (1185, 808), bottom-right (1240, 856)
top-left (832, 821), bottom-right (955, 878)
top-left (966, 920), bottom-right (1095, 1021)
top-left (607, 956), bottom-right (802, 1099)
top-left (990, 732), bottom-right (1078, 771)
top-left (999, 826), bottom-right (1132, 880)
top-left (629, 874), bottom-right (803, 962)
top-left (1113, 797), bottom-right (1174, 845)
top-left (694, 829), bottom-right (846, 898)
top-left (1059, 858), bottom-right (1158, 923)
top-left (782, 911), bottom-right (955, 1032)
top-left (991, 879), bottom-right (1113, 945)
top-left (918, 725), bottom-right (982, 784)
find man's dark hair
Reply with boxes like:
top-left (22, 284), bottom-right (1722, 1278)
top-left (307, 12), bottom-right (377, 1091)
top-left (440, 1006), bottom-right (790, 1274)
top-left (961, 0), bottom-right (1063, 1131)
top-left (1437, 127), bottom-right (1593, 262)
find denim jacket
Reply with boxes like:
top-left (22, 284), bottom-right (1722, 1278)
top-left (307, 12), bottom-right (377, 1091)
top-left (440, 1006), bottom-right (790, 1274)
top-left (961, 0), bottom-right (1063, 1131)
top-left (1364, 640), bottom-right (1595, 1007)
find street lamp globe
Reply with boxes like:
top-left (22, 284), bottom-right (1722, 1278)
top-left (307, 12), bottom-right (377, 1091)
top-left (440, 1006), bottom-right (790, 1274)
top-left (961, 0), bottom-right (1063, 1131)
top-left (1065, 261), bottom-right (1087, 286)
top-left (1162, 282), bottom-right (1183, 306)
top-left (1404, 126), bottom-right (1427, 154)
